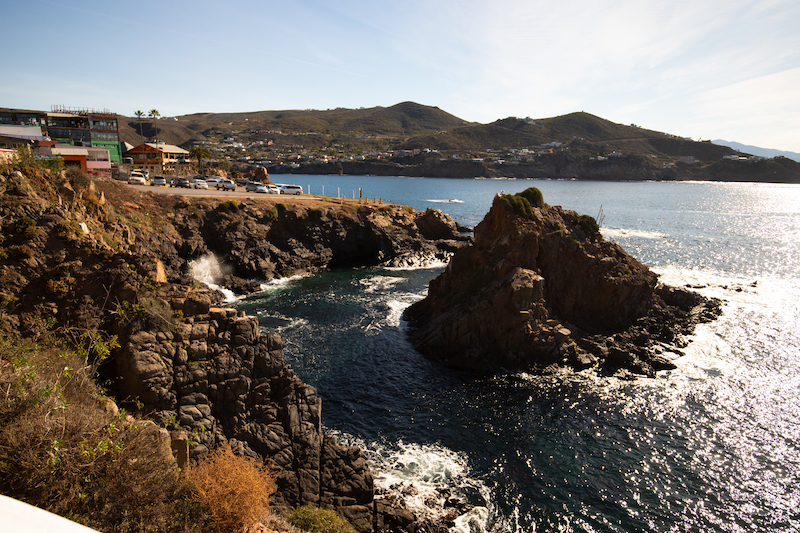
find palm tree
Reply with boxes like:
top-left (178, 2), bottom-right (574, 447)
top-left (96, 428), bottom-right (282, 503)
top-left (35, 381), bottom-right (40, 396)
top-left (134, 110), bottom-right (145, 142)
top-left (189, 146), bottom-right (211, 174)
top-left (149, 109), bottom-right (161, 142)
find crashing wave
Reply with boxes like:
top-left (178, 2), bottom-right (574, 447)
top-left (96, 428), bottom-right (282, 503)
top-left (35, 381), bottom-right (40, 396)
top-left (188, 254), bottom-right (237, 303)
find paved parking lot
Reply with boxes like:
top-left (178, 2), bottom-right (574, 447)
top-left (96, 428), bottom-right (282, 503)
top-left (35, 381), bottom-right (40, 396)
top-left (126, 183), bottom-right (312, 199)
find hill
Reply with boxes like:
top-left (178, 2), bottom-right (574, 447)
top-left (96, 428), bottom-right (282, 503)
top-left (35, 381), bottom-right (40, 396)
top-left (116, 103), bottom-right (800, 183)
top-left (119, 101), bottom-right (468, 148)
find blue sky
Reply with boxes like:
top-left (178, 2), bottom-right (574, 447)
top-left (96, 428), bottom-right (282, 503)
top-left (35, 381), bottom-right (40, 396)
top-left (2, 0), bottom-right (799, 152)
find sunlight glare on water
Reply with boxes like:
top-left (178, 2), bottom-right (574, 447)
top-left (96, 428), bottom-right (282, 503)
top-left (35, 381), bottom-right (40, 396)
top-left (237, 178), bottom-right (800, 532)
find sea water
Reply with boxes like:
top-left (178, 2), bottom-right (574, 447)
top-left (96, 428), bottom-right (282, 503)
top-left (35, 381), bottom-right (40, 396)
top-left (236, 176), bottom-right (800, 532)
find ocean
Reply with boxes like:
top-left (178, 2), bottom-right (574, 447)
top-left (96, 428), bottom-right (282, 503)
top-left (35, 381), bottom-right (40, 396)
top-left (235, 175), bottom-right (800, 532)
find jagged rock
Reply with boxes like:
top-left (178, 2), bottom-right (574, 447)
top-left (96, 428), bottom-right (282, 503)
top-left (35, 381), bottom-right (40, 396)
top-left (0, 171), bottom-right (477, 532)
top-left (405, 191), bottom-right (721, 375)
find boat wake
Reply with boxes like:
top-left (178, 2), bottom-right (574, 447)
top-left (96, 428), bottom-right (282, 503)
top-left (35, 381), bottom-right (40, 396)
top-left (602, 227), bottom-right (668, 240)
top-left (426, 198), bottom-right (465, 204)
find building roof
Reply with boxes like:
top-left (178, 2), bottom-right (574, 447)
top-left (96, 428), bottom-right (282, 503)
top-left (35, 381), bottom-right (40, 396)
top-left (147, 142), bottom-right (188, 154)
top-left (126, 142), bottom-right (189, 155)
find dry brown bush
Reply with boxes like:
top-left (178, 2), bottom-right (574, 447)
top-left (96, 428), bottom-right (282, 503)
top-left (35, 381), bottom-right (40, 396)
top-left (183, 443), bottom-right (277, 532)
top-left (0, 333), bottom-right (213, 533)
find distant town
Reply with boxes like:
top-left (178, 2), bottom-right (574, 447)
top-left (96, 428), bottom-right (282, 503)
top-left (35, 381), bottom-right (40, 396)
top-left (2, 103), bottom-right (798, 183)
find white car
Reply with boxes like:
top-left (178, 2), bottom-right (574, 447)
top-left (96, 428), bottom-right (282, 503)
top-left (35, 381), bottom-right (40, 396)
top-left (192, 179), bottom-right (208, 189)
top-left (267, 185), bottom-right (281, 194)
top-left (204, 177), bottom-right (220, 187)
top-left (128, 174), bottom-right (146, 185)
top-left (216, 179), bottom-right (236, 191)
top-left (280, 184), bottom-right (303, 195)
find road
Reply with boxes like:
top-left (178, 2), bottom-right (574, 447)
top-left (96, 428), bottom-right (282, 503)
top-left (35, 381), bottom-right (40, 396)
top-left (128, 184), bottom-right (312, 199)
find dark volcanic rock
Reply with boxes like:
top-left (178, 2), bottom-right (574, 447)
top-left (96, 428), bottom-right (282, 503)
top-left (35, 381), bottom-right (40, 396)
top-left (404, 190), bottom-right (721, 376)
top-left (1, 170), bottom-right (474, 532)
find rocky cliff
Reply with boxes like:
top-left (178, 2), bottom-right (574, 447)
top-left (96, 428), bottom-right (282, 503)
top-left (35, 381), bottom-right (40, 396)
top-left (0, 166), bottom-right (469, 531)
top-left (404, 188), bottom-right (721, 376)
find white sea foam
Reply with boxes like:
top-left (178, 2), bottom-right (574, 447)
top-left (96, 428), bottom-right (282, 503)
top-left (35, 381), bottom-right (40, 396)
top-left (358, 275), bottom-right (406, 294)
top-left (383, 254), bottom-right (450, 271)
top-left (602, 227), bottom-right (669, 240)
top-left (188, 254), bottom-right (237, 303)
top-left (328, 430), bottom-right (492, 530)
top-left (259, 274), bottom-right (307, 290)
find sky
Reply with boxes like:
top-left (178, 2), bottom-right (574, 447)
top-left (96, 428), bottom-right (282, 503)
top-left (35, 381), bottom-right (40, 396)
top-left (2, 0), bottom-right (799, 152)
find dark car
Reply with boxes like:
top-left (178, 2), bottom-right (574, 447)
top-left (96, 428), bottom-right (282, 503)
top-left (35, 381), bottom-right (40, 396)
top-left (175, 176), bottom-right (191, 188)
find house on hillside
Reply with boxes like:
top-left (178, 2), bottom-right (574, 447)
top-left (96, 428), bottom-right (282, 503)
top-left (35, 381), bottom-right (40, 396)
top-left (124, 142), bottom-right (191, 175)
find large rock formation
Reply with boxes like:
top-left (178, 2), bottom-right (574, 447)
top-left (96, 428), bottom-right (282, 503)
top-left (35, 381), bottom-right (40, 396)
top-left (0, 169), bottom-right (468, 532)
top-left (404, 189), bottom-right (721, 376)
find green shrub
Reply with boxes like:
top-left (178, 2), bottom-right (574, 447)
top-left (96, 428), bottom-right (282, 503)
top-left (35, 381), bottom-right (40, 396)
top-left (502, 194), bottom-right (533, 218)
top-left (218, 200), bottom-right (239, 213)
top-left (8, 244), bottom-right (35, 259)
top-left (287, 505), bottom-right (357, 533)
top-left (578, 214), bottom-right (600, 235)
top-left (518, 187), bottom-right (545, 208)
top-left (264, 206), bottom-right (279, 221)
top-left (115, 298), bottom-right (176, 333)
top-left (15, 216), bottom-right (38, 240)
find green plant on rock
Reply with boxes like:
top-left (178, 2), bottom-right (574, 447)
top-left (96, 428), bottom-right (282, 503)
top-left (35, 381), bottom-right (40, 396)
top-left (287, 505), bottom-right (357, 533)
top-left (115, 298), bottom-right (176, 333)
top-left (7, 244), bottom-right (35, 259)
top-left (578, 214), bottom-right (600, 235)
top-left (518, 187), bottom-right (545, 208)
top-left (218, 200), bottom-right (239, 213)
top-left (15, 216), bottom-right (38, 240)
top-left (264, 206), bottom-right (279, 221)
top-left (502, 193), bottom-right (533, 218)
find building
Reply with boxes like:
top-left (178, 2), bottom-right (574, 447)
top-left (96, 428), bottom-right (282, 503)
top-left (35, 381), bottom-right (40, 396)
top-left (34, 140), bottom-right (111, 176)
top-left (48, 106), bottom-right (123, 164)
top-left (124, 142), bottom-right (191, 175)
top-left (0, 106), bottom-right (123, 164)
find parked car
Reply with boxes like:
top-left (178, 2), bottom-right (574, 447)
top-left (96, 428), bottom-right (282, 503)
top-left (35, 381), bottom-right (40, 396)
top-left (152, 176), bottom-right (167, 187)
top-left (267, 184), bottom-right (281, 194)
top-left (245, 181), bottom-right (261, 192)
top-left (235, 178), bottom-right (248, 187)
top-left (192, 179), bottom-right (208, 189)
top-left (204, 177), bottom-right (220, 187)
top-left (253, 184), bottom-right (269, 194)
top-left (128, 175), bottom-right (146, 185)
top-left (216, 178), bottom-right (235, 191)
top-left (280, 184), bottom-right (303, 195)
top-left (175, 176), bottom-right (191, 188)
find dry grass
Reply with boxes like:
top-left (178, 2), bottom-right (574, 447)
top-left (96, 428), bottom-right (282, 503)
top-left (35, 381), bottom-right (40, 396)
top-left (0, 333), bottom-right (213, 533)
top-left (183, 443), bottom-right (277, 532)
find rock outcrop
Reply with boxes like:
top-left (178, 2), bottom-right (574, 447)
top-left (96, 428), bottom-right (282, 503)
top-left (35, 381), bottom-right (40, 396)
top-left (404, 189), bottom-right (721, 376)
top-left (0, 168), bottom-right (470, 531)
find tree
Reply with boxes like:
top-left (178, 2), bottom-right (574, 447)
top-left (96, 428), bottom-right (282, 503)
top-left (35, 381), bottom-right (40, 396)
top-left (189, 146), bottom-right (211, 174)
top-left (148, 109), bottom-right (161, 142)
top-left (134, 110), bottom-right (145, 142)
